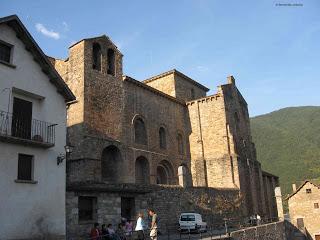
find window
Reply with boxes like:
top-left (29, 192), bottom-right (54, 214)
top-left (314, 203), bottom-right (319, 209)
top-left (107, 48), bottom-right (115, 76)
top-left (134, 118), bottom-right (147, 145)
top-left (121, 197), bottom-right (135, 221)
top-left (0, 41), bottom-right (12, 63)
top-left (177, 133), bottom-right (184, 154)
top-left (306, 188), bottom-right (312, 194)
top-left (297, 218), bottom-right (304, 229)
top-left (92, 43), bottom-right (102, 71)
top-left (159, 127), bottom-right (166, 149)
top-left (17, 154), bottom-right (33, 181)
top-left (78, 196), bottom-right (97, 222)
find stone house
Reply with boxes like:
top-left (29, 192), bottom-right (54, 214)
top-left (287, 180), bottom-right (320, 240)
top-left (49, 34), bottom-right (280, 237)
top-left (0, 15), bottom-right (75, 239)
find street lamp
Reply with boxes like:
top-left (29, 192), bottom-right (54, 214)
top-left (57, 145), bottom-right (74, 165)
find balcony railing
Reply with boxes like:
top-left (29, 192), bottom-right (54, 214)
top-left (0, 110), bottom-right (57, 147)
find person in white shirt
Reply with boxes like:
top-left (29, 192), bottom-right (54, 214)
top-left (135, 212), bottom-right (145, 240)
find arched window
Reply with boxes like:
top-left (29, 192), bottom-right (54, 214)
top-left (135, 156), bottom-right (150, 184)
top-left (107, 48), bottom-right (115, 76)
top-left (156, 160), bottom-right (174, 185)
top-left (134, 118), bottom-right (147, 145)
top-left (101, 145), bottom-right (122, 183)
top-left (177, 133), bottom-right (184, 155)
top-left (92, 43), bottom-right (102, 71)
top-left (159, 127), bottom-right (166, 149)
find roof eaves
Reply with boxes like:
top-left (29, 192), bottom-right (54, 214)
top-left (0, 15), bottom-right (75, 102)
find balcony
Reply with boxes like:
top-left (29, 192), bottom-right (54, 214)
top-left (0, 110), bottom-right (57, 148)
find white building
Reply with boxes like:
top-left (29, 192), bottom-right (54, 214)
top-left (0, 15), bottom-right (75, 239)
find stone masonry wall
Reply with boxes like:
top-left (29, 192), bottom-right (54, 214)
top-left (174, 73), bottom-right (207, 101)
top-left (144, 73), bottom-right (176, 98)
top-left (66, 184), bottom-right (243, 239)
top-left (221, 80), bottom-right (268, 218)
top-left (187, 93), bottom-right (237, 188)
top-left (122, 78), bottom-right (192, 184)
top-left (230, 221), bottom-right (286, 240)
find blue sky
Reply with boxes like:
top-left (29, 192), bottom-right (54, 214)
top-left (1, 0), bottom-right (319, 116)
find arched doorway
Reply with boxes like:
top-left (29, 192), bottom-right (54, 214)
top-left (156, 160), bottom-right (174, 185)
top-left (135, 156), bottom-right (150, 184)
top-left (101, 145), bottom-right (122, 183)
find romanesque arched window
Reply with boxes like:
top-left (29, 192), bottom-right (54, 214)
top-left (107, 48), bottom-right (115, 76)
top-left (177, 133), bottom-right (184, 155)
top-left (135, 156), bottom-right (150, 184)
top-left (92, 43), bottom-right (102, 71)
top-left (159, 127), bottom-right (166, 149)
top-left (101, 145), bottom-right (122, 183)
top-left (134, 118), bottom-right (147, 145)
top-left (156, 160), bottom-right (174, 185)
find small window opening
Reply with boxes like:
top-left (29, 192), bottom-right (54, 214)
top-left (107, 48), bottom-right (115, 76)
top-left (17, 154), bottom-right (33, 181)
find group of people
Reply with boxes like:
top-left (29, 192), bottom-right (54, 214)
top-left (90, 209), bottom-right (158, 240)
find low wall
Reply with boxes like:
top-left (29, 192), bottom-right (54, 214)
top-left (230, 221), bottom-right (285, 240)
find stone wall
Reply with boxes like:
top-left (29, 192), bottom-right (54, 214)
top-left (174, 73), bottom-right (207, 101)
top-left (187, 93), bottom-right (237, 188)
top-left (66, 184), bottom-right (243, 239)
top-left (230, 221), bottom-right (286, 240)
top-left (144, 70), bottom-right (208, 102)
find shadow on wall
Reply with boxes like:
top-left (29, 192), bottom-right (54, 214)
top-left (65, 118), bottom-right (193, 185)
top-left (284, 220), bottom-right (308, 240)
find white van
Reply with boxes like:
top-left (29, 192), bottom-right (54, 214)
top-left (179, 213), bottom-right (207, 232)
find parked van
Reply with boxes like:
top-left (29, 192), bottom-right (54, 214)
top-left (179, 213), bottom-right (207, 232)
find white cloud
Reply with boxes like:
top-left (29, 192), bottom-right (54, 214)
top-left (35, 23), bottom-right (60, 40)
top-left (62, 21), bottom-right (69, 32)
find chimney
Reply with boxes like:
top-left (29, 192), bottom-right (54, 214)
top-left (227, 75), bottom-right (235, 85)
top-left (292, 184), bottom-right (297, 192)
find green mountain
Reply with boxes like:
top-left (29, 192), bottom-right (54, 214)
top-left (250, 106), bottom-right (320, 202)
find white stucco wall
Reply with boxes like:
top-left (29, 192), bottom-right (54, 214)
top-left (0, 24), bottom-right (67, 239)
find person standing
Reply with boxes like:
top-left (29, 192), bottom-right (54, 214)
top-left (148, 209), bottom-right (157, 240)
top-left (135, 213), bottom-right (145, 240)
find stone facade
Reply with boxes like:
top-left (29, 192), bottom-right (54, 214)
top-left (287, 181), bottom-right (320, 240)
top-left (50, 35), bottom-right (280, 238)
top-left (230, 221), bottom-right (287, 240)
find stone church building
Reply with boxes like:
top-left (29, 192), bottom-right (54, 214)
top-left (49, 35), bottom-right (280, 238)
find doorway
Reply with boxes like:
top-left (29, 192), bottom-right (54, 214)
top-left (121, 197), bottom-right (135, 221)
top-left (12, 97), bottom-right (32, 139)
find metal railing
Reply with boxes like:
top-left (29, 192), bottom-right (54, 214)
top-left (70, 217), bottom-right (279, 240)
top-left (0, 110), bottom-right (57, 145)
